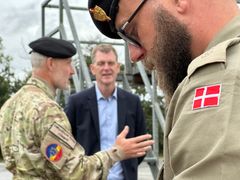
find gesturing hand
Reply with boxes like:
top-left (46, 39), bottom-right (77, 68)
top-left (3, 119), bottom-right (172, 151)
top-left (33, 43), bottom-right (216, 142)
top-left (114, 126), bottom-right (154, 160)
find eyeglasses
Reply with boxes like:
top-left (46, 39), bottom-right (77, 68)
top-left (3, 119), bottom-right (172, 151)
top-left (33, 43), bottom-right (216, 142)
top-left (117, 0), bottom-right (147, 47)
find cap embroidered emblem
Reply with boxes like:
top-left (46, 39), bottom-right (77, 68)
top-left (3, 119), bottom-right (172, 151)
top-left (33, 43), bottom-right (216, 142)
top-left (192, 84), bottom-right (221, 110)
top-left (46, 143), bottom-right (63, 161)
top-left (89, 5), bottom-right (111, 22)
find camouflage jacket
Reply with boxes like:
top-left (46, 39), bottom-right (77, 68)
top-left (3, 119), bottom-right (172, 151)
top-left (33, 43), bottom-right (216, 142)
top-left (0, 77), bottom-right (114, 180)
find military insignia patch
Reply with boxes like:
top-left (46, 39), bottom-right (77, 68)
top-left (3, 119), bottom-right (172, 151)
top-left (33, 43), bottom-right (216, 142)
top-left (192, 84), bottom-right (221, 110)
top-left (89, 5), bottom-right (111, 22)
top-left (46, 143), bottom-right (63, 161)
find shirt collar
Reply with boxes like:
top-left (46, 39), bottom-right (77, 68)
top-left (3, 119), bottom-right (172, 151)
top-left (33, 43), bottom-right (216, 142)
top-left (95, 83), bottom-right (117, 101)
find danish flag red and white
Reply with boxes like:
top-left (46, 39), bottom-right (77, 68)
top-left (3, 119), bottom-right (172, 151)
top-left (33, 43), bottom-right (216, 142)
top-left (192, 84), bottom-right (221, 110)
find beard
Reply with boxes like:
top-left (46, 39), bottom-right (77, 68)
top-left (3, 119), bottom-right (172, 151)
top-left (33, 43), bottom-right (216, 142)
top-left (143, 7), bottom-right (192, 104)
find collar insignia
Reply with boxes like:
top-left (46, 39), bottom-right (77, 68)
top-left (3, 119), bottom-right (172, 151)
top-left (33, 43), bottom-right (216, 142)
top-left (89, 5), bottom-right (111, 22)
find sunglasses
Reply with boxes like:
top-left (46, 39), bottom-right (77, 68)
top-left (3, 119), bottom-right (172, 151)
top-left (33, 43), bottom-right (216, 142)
top-left (117, 0), bottom-right (147, 47)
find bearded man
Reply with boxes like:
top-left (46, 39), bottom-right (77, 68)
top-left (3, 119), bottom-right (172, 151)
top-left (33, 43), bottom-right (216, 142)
top-left (88, 0), bottom-right (240, 179)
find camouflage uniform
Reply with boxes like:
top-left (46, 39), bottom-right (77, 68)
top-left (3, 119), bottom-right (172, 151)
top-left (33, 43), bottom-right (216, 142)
top-left (0, 77), bottom-right (118, 180)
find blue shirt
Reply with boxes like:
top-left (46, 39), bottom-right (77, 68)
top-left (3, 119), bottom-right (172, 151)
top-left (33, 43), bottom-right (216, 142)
top-left (95, 85), bottom-right (124, 180)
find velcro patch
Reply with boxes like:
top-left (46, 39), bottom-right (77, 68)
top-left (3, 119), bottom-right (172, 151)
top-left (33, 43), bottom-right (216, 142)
top-left (192, 84), bottom-right (221, 110)
top-left (49, 122), bottom-right (76, 149)
top-left (41, 123), bottom-right (76, 169)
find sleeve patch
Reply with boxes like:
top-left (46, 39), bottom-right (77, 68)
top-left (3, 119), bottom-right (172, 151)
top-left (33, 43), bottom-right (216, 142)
top-left (192, 84), bottom-right (221, 110)
top-left (46, 143), bottom-right (63, 162)
top-left (49, 122), bottom-right (76, 149)
top-left (41, 122), bottom-right (76, 169)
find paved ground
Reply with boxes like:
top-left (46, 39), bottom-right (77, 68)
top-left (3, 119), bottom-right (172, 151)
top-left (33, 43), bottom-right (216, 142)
top-left (0, 162), bottom-right (154, 180)
top-left (0, 163), bottom-right (12, 180)
top-left (138, 162), bottom-right (154, 180)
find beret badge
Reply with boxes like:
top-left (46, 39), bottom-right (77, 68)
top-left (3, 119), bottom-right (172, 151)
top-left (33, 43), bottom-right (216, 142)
top-left (89, 5), bottom-right (111, 22)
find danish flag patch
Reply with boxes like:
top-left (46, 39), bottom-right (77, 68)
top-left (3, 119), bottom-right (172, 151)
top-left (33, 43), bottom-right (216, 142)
top-left (192, 84), bottom-right (221, 110)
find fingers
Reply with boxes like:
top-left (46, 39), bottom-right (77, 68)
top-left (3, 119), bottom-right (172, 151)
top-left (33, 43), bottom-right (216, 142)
top-left (133, 143), bottom-right (153, 154)
top-left (115, 128), bottom-right (154, 160)
top-left (131, 146), bottom-right (153, 158)
top-left (129, 134), bottom-right (152, 143)
top-left (117, 126), bottom-right (129, 138)
top-left (134, 139), bottom-right (154, 149)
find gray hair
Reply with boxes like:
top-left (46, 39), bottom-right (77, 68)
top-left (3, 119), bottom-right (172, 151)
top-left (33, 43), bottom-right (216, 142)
top-left (30, 52), bottom-right (47, 69)
top-left (91, 44), bottom-right (118, 63)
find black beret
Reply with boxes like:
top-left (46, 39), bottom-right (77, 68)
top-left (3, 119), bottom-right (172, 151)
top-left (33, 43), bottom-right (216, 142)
top-left (29, 37), bottom-right (76, 59)
top-left (88, 0), bottom-right (121, 39)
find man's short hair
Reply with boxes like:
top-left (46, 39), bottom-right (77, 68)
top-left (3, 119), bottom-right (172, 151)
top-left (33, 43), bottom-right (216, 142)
top-left (30, 52), bottom-right (47, 69)
top-left (91, 44), bottom-right (118, 63)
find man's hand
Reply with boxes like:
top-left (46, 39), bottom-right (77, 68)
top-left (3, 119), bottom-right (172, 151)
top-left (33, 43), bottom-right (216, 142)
top-left (110, 126), bottom-right (154, 161)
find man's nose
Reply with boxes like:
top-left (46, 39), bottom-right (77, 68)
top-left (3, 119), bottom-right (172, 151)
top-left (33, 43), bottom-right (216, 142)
top-left (102, 63), bottom-right (111, 69)
top-left (70, 65), bottom-right (75, 75)
top-left (127, 44), bottom-right (146, 63)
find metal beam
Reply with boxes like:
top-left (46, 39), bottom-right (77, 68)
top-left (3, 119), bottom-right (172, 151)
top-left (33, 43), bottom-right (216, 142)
top-left (136, 62), bottom-right (165, 131)
top-left (62, 0), bottom-right (93, 89)
top-left (42, 1), bottom-right (163, 179)
top-left (46, 4), bottom-right (88, 11)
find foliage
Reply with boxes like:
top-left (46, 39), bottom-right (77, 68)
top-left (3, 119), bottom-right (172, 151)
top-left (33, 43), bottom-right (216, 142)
top-left (0, 37), bottom-right (28, 160)
top-left (133, 85), bottom-right (165, 155)
top-left (0, 38), bottom-right (27, 108)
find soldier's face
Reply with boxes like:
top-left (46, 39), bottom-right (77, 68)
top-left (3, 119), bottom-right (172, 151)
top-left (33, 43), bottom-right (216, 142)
top-left (115, 0), bottom-right (156, 62)
top-left (52, 58), bottom-right (75, 90)
top-left (90, 51), bottom-right (120, 88)
top-left (116, 1), bottom-right (192, 103)
top-left (144, 7), bottom-right (192, 103)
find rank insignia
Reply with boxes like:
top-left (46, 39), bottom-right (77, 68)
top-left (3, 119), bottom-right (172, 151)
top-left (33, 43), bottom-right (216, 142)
top-left (192, 84), bottom-right (221, 110)
top-left (46, 143), bottom-right (63, 162)
top-left (89, 5), bottom-right (111, 22)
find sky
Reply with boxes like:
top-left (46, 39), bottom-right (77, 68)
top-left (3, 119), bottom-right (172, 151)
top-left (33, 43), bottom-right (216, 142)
top-left (0, 1), bottom-right (240, 80)
top-left (0, 0), bottom-right (124, 80)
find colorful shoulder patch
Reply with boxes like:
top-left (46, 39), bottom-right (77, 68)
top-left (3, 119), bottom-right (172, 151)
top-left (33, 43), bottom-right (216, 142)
top-left (46, 143), bottom-right (63, 162)
top-left (192, 84), bottom-right (221, 110)
top-left (41, 122), bottom-right (76, 169)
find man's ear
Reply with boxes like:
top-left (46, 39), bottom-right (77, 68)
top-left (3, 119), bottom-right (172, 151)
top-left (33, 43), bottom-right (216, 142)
top-left (90, 64), bottom-right (96, 75)
top-left (46, 57), bottom-right (54, 71)
top-left (175, 0), bottom-right (189, 14)
top-left (116, 63), bottom-right (121, 74)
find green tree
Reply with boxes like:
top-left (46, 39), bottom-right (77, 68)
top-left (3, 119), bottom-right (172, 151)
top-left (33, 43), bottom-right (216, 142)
top-left (0, 37), bottom-right (27, 160)
top-left (133, 85), bottom-right (165, 155)
top-left (0, 38), bottom-right (26, 108)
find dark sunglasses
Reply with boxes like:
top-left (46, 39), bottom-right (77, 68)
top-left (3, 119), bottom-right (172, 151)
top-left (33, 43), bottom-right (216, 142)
top-left (117, 0), bottom-right (147, 47)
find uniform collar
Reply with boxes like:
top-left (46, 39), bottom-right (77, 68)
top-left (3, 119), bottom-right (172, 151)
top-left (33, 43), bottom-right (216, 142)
top-left (206, 15), bottom-right (240, 51)
top-left (26, 77), bottom-right (55, 100)
top-left (187, 15), bottom-right (240, 78)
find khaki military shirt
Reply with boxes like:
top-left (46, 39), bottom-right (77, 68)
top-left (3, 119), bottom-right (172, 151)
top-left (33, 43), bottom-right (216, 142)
top-left (163, 15), bottom-right (240, 179)
top-left (0, 77), bottom-right (114, 180)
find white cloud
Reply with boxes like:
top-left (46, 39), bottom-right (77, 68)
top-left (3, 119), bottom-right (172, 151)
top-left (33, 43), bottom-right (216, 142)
top-left (0, 1), bottom-right (43, 79)
top-left (0, 0), bottom-right (125, 79)
top-left (2, 1), bottom-right (238, 80)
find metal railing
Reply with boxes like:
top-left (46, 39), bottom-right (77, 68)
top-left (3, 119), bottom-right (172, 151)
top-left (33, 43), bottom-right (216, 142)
top-left (41, 0), bottom-right (168, 178)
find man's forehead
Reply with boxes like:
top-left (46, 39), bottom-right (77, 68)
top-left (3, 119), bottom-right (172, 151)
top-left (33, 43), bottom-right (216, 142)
top-left (96, 50), bottom-right (117, 58)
